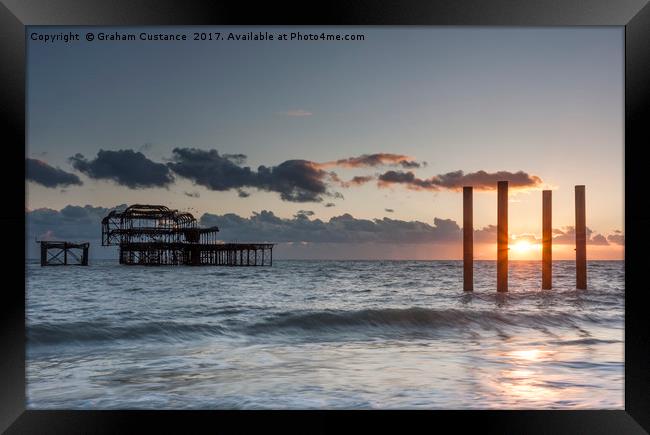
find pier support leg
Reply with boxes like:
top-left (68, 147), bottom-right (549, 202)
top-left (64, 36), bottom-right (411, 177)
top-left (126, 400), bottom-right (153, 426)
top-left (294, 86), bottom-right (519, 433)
top-left (497, 181), bottom-right (508, 292)
top-left (575, 185), bottom-right (587, 289)
top-left (463, 186), bottom-right (473, 291)
top-left (40, 244), bottom-right (47, 266)
top-left (542, 190), bottom-right (552, 289)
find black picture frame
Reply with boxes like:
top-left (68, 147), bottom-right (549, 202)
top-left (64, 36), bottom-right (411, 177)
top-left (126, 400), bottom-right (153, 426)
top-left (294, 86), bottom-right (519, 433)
top-left (2, 0), bottom-right (649, 433)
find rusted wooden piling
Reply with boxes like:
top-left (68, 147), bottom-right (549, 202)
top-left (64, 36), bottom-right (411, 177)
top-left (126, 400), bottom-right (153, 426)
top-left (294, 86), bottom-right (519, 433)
top-left (575, 185), bottom-right (587, 289)
top-left (463, 186), bottom-right (473, 291)
top-left (497, 181), bottom-right (508, 292)
top-left (542, 190), bottom-right (552, 289)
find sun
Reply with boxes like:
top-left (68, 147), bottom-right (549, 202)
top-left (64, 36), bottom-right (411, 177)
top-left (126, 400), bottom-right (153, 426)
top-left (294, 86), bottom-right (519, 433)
top-left (511, 240), bottom-right (534, 254)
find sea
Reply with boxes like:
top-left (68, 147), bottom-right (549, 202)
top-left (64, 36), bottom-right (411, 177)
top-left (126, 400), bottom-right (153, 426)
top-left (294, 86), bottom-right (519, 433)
top-left (26, 260), bottom-right (624, 409)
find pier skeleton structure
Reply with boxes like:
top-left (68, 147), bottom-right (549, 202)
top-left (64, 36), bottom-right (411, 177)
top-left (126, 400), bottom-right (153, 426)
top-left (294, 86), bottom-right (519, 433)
top-left (101, 204), bottom-right (273, 266)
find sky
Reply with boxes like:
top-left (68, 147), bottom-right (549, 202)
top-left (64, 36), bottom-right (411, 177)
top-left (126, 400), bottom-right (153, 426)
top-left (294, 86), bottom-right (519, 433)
top-left (25, 26), bottom-right (624, 260)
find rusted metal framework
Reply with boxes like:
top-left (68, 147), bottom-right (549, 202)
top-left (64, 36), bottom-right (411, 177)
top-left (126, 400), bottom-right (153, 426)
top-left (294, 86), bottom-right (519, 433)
top-left (39, 241), bottom-right (89, 266)
top-left (101, 204), bottom-right (273, 266)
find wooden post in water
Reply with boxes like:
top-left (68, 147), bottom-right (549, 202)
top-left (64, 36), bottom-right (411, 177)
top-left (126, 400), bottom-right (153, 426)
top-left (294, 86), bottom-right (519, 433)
top-left (542, 190), bottom-right (552, 289)
top-left (497, 181), bottom-right (508, 292)
top-left (575, 185), bottom-right (587, 289)
top-left (40, 242), bottom-right (47, 266)
top-left (463, 186), bottom-right (473, 291)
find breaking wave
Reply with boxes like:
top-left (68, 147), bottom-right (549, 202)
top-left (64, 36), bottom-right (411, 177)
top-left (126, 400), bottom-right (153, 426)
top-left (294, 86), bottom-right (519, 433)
top-left (28, 320), bottom-right (225, 345)
top-left (245, 307), bottom-right (610, 335)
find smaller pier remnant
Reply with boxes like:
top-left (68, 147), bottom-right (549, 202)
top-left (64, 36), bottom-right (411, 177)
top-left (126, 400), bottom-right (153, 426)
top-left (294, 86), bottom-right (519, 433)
top-left (38, 241), bottom-right (89, 266)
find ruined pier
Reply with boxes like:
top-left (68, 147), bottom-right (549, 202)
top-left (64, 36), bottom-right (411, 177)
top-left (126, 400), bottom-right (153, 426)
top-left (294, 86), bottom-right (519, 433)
top-left (101, 204), bottom-right (273, 266)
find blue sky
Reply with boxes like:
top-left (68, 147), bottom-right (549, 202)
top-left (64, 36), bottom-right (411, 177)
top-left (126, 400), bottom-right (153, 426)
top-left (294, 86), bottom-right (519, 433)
top-left (26, 26), bottom-right (624, 259)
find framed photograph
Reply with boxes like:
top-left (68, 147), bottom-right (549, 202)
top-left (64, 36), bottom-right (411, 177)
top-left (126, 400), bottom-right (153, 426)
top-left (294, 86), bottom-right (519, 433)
top-left (3, 0), bottom-right (650, 432)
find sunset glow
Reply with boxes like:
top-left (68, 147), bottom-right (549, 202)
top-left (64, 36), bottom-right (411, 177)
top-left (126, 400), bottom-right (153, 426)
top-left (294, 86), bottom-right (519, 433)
top-left (511, 240), bottom-right (538, 255)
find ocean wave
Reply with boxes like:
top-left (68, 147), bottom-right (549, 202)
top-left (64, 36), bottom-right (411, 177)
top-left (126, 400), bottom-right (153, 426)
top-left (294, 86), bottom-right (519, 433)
top-left (28, 320), bottom-right (225, 345)
top-left (245, 307), bottom-right (608, 335)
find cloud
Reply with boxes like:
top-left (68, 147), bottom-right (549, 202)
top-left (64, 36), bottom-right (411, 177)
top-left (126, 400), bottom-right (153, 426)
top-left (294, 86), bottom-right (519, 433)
top-left (294, 210), bottom-right (315, 218)
top-left (138, 143), bottom-right (154, 152)
top-left (474, 224), bottom-right (497, 243)
top-left (590, 234), bottom-right (609, 245)
top-left (607, 231), bottom-right (625, 245)
top-left (378, 170), bottom-right (436, 189)
top-left (223, 153), bottom-right (247, 165)
top-left (283, 109), bottom-right (312, 117)
top-left (184, 191), bottom-right (200, 198)
top-left (337, 175), bottom-right (375, 188)
top-left (474, 225), bottom-right (619, 246)
top-left (324, 203), bottom-right (336, 208)
top-left (319, 153), bottom-right (421, 169)
top-left (62, 147), bottom-right (544, 204)
top-left (168, 148), bottom-right (339, 203)
top-left (27, 204), bottom-right (127, 242)
top-left (27, 205), bottom-right (624, 262)
top-left (199, 211), bottom-right (461, 244)
top-left (378, 169), bottom-right (543, 192)
top-left (385, 208), bottom-right (394, 213)
top-left (26, 158), bottom-right (82, 188)
top-left (551, 226), bottom-right (611, 245)
top-left (69, 149), bottom-right (174, 189)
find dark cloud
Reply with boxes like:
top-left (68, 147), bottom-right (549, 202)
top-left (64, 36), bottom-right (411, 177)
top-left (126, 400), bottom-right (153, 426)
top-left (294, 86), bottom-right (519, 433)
top-left (26, 158), bottom-right (82, 188)
top-left (607, 232), bottom-right (624, 245)
top-left (199, 211), bottom-right (461, 244)
top-left (590, 234), bottom-right (609, 246)
top-left (378, 170), bottom-right (543, 191)
top-left (184, 191), bottom-right (200, 198)
top-left (69, 149), bottom-right (174, 189)
top-left (324, 203), bottom-right (336, 208)
top-left (385, 208), bottom-right (394, 213)
top-left (168, 148), bottom-right (338, 203)
top-left (26, 204), bottom-right (129, 259)
top-left (167, 148), bottom-right (254, 191)
top-left (378, 170), bottom-right (437, 189)
top-left (349, 175), bottom-right (374, 186)
top-left (476, 225), bottom-right (618, 246)
top-left (223, 153), bottom-right (247, 165)
top-left (27, 204), bottom-right (127, 242)
top-left (257, 160), bottom-right (332, 202)
top-left (474, 225), bottom-right (497, 243)
top-left (237, 190), bottom-right (251, 198)
top-left (336, 175), bottom-right (375, 188)
top-left (552, 226), bottom-right (611, 245)
top-left (27, 204), bottom-right (624, 262)
top-left (294, 210), bottom-right (315, 218)
top-left (320, 153), bottom-right (421, 169)
top-left (433, 170), bottom-right (543, 191)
